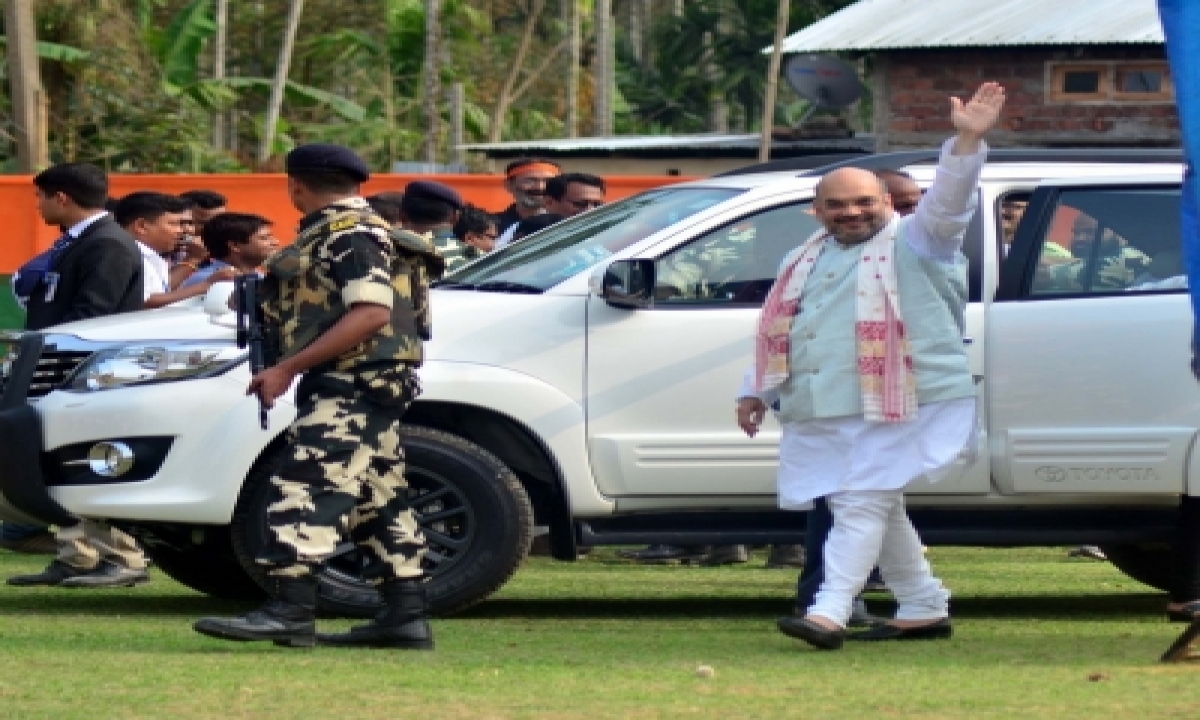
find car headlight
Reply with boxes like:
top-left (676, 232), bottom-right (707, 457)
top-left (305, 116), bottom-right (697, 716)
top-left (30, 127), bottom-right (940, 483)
top-left (65, 343), bottom-right (246, 392)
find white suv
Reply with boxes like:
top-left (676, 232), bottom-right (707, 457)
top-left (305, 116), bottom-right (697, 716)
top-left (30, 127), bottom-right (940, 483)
top-left (0, 149), bottom-right (1192, 615)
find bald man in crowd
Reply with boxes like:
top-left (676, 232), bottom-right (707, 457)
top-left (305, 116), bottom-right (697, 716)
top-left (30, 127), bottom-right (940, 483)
top-left (737, 83), bottom-right (1006, 651)
top-left (874, 170), bottom-right (922, 217)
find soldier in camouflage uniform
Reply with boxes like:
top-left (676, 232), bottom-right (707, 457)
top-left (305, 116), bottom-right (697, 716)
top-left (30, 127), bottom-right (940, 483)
top-left (194, 144), bottom-right (445, 650)
top-left (432, 226), bottom-right (480, 272)
top-left (395, 180), bottom-right (478, 273)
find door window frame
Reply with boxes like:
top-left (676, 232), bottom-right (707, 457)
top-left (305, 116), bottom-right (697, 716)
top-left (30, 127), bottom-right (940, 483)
top-left (995, 182), bottom-right (1185, 302)
top-left (642, 192), bottom-right (985, 310)
top-left (646, 199), bottom-right (818, 311)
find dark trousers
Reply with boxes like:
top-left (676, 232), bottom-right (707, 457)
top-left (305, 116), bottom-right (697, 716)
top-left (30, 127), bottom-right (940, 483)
top-left (1172, 495), bottom-right (1200, 603)
top-left (0, 523), bottom-right (46, 542)
top-left (795, 496), bottom-right (834, 610)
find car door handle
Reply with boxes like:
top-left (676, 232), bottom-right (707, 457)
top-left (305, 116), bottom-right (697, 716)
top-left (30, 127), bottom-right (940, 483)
top-left (963, 337), bottom-right (974, 345)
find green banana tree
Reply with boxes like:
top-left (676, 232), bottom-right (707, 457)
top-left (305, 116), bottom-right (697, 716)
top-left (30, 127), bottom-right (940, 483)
top-left (144, 0), bottom-right (367, 150)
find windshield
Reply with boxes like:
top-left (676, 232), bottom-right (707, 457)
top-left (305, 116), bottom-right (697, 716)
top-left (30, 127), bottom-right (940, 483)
top-left (444, 187), bottom-right (743, 291)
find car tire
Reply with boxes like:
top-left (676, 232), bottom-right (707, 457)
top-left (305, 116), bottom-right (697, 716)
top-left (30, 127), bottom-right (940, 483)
top-left (144, 528), bottom-right (270, 601)
top-left (230, 425), bottom-right (534, 617)
top-left (1100, 542), bottom-right (1173, 591)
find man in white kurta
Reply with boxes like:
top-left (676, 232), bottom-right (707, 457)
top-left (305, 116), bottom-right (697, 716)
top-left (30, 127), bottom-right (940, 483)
top-left (736, 83), bottom-right (1006, 650)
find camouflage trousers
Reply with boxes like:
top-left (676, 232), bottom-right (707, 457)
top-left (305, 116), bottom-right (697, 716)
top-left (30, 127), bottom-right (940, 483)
top-left (256, 367), bottom-right (426, 584)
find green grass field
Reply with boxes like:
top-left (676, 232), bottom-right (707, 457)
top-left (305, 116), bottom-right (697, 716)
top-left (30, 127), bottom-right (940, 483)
top-left (0, 547), bottom-right (1196, 719)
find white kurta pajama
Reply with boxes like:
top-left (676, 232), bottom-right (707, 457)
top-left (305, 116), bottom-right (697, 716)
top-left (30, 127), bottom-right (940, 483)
top-left (739, 139), bottom-right (987, 628)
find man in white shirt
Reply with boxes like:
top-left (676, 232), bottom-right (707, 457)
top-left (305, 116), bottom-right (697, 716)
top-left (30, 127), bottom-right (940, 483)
top-left (113, 193), bottom-right (237, 306)
top-left (736, 83), bottom-right (1005, 650)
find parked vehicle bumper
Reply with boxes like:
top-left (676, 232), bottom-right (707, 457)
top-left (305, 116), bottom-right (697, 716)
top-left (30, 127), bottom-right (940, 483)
top-left (10, 365), bottom-right (291, 525)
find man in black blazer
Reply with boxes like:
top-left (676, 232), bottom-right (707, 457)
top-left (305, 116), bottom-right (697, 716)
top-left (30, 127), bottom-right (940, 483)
top-left (21, 163), bottom-right (143, 331)
top-left (5, 163), bottom-right (150, 589)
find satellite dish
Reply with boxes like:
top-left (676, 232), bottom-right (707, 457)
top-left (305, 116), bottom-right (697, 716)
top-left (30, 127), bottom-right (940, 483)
top-left (784, 54), bottom-right (864, 109)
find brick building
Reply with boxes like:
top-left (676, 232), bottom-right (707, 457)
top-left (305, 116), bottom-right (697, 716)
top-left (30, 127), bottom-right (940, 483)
top-left (777, 0), bottom-right (1177, 151)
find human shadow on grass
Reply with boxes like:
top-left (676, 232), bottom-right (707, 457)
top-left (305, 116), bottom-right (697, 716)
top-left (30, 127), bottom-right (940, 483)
top-left (460, 593), bottom-right (1165, 622)
top-left (0, 592), bottom-right (255, 618)
top-left (943, 592), bottom-right (1163, 621)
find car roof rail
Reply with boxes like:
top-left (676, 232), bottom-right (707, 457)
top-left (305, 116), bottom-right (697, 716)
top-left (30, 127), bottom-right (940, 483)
top-left (713, 152), bottom-right (871, 177)
top-left (796, 147), bottom-right (1184, 177)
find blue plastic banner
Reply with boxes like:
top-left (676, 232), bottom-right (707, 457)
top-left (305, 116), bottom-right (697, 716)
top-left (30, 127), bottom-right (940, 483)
top-left (1158, 0), bottom-right (1200, 360)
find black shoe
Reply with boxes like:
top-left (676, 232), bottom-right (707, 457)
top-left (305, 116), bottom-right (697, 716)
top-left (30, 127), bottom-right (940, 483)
top-left (849, 617), bottom-right (952, 642)
top-left (848, 597), bottom-right (885, 628)
top-left (194, 577), bottom-right (317, 647)
top-left (765, 544), bottom-right (806, 569)
top-left (777, 616), bottom-right (845, 650)
top-left (318, 580), bottom-right (434, 650)
top-left (1167, 600), bottom-right (1200, 623)
top-left (698, 545), bottom-right (750, 566)
top-left (59, 561), bottom-right (149, 588)
top-left (1068, 545), bottom-right (1108, 561)
top-left (7, 560), bottom-right (91, 586)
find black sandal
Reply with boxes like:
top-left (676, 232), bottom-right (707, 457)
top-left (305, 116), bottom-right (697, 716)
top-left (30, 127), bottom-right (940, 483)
top-left (1166, 600), bottom-right (1200, 623)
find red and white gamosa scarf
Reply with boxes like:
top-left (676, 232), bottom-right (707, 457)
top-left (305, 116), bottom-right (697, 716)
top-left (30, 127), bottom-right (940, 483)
top-left (754, 218), bottom-right (917, 423)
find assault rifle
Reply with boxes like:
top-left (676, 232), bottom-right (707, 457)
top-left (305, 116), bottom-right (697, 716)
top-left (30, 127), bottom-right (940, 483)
top-left (235, 274), bottom-right (270, 430)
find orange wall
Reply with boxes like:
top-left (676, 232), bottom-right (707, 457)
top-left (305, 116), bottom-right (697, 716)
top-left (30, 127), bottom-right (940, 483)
top-left (0, 174), bottom-right (695, 274)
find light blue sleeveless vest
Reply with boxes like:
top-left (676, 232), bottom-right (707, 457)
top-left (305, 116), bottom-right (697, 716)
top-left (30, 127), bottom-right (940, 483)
top-left (775, 220), bottom-right (975, 424)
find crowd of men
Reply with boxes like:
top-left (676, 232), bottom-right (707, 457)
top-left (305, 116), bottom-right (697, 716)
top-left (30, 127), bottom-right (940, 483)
top-left (0, 154), bottom-right (617, 587)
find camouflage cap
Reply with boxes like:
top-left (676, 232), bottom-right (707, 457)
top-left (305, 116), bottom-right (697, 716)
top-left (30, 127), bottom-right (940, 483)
top-left (286, 143), bottom-right (371, 183)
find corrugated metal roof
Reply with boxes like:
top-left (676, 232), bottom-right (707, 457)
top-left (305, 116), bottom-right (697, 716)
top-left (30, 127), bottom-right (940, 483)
top-left (459, 133), bottom-right (874, 152)
top-left (772, 0), bottom-right (1164, 53)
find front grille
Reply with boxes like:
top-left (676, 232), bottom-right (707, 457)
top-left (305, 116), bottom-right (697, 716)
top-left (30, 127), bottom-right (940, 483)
top-left (28, 350), bottom-right (92, 398)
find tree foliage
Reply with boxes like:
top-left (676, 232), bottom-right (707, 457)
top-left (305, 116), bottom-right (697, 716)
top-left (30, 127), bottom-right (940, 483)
top-left (0, 0), bottom-right (858, 172)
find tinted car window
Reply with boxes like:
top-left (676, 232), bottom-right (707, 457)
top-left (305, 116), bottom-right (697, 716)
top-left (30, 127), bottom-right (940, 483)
top-left (654, 202), bottom-right (820, 307)
top-left (1029, 188), bottom-right (1183, 296)
top-left (445, 188), bottom-right (742, 292)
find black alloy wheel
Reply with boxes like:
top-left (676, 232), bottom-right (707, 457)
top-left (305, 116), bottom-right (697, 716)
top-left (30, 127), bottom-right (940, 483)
top-left (231, 425), bottom-right (534, 617)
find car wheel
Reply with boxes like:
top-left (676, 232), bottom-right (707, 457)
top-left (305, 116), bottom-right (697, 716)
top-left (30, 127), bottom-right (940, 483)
top-left (1100, 542), bottom-right (1172, 591)
top-left (230, 426), bottom-right (534, 617)
top-left (144, 527), bottom-right (269, 601)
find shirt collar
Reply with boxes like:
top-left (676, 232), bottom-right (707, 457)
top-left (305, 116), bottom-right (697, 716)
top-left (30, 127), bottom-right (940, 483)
top-left (136, 240), bottom-right (169, 266)
top-left (66, 211), bottom-right (108, 239)
top-left (298, 197), bottom-right (371, 232)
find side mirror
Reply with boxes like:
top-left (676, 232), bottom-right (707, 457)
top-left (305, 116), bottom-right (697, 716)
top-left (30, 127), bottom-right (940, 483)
top-left (600, 259), bottom-right (655, 310)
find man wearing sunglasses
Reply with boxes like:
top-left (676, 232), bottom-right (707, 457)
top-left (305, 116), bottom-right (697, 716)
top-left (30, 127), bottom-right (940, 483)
top-left (495, 172), bottom-right (607, 250)
top-left (545, 173), bottom-right (607, 218)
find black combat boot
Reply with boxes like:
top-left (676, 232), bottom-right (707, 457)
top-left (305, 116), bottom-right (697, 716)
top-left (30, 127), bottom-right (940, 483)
top-left (318, 580), bottom-right (434, 650)
top-left (193, 576), bottom-right (317, 647)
